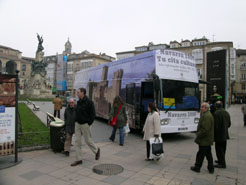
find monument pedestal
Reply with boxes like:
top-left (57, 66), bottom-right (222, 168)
top-left (24, 74), bottom-right (53, 98)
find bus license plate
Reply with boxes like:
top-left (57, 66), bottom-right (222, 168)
top-left (178, 127), bottom-right (188, 131)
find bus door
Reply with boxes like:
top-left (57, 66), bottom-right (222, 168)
top-left (126, 83), bottom-right (139, 129)
top-left (140, 82), bottom-right (154, 128)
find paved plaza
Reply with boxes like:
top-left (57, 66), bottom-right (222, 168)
top-left (0, 104), bottom-right (246, 185)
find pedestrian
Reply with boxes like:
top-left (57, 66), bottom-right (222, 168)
top-left (241, 104), bottom-right (246, 126)
top-left (53, 95), bottom-right (62, 118)
top-left (63, 98), bottom-right (76, 156)
top-left (71, 88), bottom-right (100, 166)
top-left (190, 102), bottom-right (214, 174)
top-left (213, 101), bottom-right (231, 168)
top-left (108, 96), bottom-right (128, 146)
top-left (143, 102), bottom-right (161, 161)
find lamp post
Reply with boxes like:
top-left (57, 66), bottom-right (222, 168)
top-left (15, 70), bottom-right (19, 162)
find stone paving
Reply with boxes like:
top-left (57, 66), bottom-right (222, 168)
top-left (0, 104), bottom-right (246, 185)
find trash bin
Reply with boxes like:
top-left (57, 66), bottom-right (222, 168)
top-left (47, 112), bottom-right (65, 153)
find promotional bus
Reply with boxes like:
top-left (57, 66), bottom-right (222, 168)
top-left (74, 49), bottom-right (200, 133)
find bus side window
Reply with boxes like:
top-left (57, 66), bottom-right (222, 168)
top-left (141, 82), bottom-right (154, 112)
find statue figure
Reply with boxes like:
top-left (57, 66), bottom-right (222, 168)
top-left (31, 60), bottom-right (47, 77)
top-left (37, 33), bottom-right (44, 53)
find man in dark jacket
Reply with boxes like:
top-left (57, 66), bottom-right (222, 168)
top-left (213, 101), bottom-right (231, 168)
top-left (71, 88), bottom-right (100, 166)
top-left (191, 102), bottom-right (214, 174)
top-left (63, 98), bottom-right (76, 156)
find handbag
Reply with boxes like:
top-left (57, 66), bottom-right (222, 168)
top-left (109, 104), bottom-right (122, 126)
top-left (151, 137), bottom-right (164, 156)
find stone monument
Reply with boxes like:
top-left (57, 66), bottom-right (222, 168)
top-left (23, 33), bottom-right (53, 98)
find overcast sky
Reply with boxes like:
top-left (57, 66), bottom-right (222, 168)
top-left (0, 0), bottom-right (245, 58)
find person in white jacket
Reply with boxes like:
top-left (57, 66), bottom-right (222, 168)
top-left (143, 102), bottom-right (161, 161)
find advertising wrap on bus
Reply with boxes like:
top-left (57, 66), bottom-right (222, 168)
top-left (155, 50), bottom-right (198, 83)
top-left (74, 49), bottom-right (200, 134)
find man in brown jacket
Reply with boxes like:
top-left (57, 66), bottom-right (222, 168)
top-left (53, 95), bottom-right (62, 118)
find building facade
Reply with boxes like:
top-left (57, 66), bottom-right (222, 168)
top-left (66, 51), bottom-right (115, 95)
top-left (0, 45), bottom-right (32, 88)
top-left (116, 42), bottom-right (169, 60)
top-left (233, 49), bottom-right (246, 103)
top-left (44, 39), bottom-right (115, 95)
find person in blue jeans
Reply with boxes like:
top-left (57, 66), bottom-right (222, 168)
top-left (108, 96), bottom-right (128, 146)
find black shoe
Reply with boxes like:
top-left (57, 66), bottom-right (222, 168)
top-left (65, 151), bottom-right (69, 156)
top-left (109, 137), bottom-right (114, 142)
top-left (214, 164), bottom-right (226, 168)
top-left (208, 170), bottom-right (214, 174)
top-left (214, 160), bottom-right (219, 163)
top-left (119, 144), bottom-right (123, 146)
top-left (190, 166), bottom-right (200, 173)
top-left (95, 148), bottom-right (100, 160)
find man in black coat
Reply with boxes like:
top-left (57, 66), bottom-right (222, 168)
top-left (213, 101), bottom-right (231, 168)
top-left (71, 88), bottom-right (100, 166)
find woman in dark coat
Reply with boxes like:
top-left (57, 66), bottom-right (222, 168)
top-left (108, 96), bottom-right (128, 146)
top-left (63, 98), bottom-right (76, 156)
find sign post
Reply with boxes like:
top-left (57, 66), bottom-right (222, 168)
top-left (0, 71), bottom-right (22, 169)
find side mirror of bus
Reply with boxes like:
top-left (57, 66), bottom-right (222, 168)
top-left (153, 79), bottom-right (160, 91)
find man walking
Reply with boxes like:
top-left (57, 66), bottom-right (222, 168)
top-left (63, 98), bottom-right (76, 156)
top-left (71, 88), bottom-right (100, 166)
top-left (190, 102), bottom-right (214, 174)
top-left (213, 101), bottom-right (231, 168)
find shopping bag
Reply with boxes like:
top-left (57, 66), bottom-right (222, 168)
top-left (124, 123), bottom-right (130, 135)
top-left (149, 137), bottom-right (164, 160)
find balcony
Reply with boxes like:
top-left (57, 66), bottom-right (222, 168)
top-left (240, 78), bottom-right (246, 82)
top-left (240, 66), bottom-right (246, 70)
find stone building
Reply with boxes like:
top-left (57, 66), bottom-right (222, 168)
top-left (66, 50), bottom-right (115, 95)
top-left (43, 39), bottom-right (115, 95)
top-left (233, 49), bottom-right (246, 103)
top-left (43, 55), bottom-right (57, 88)
top-left (116, 42), bottom-right (169, 60)
top-left (0, 45), bottom-right (32, 88)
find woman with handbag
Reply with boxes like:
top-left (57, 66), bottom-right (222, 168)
top-left (143, 102), bottom-right (161, 161)
top-left (108, 96), bottom-right (128, 146)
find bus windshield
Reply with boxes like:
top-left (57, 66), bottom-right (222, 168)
top-left (160, 79), bottom-right (199, 111)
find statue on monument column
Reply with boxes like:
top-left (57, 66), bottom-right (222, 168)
top-left (37, 33), bottom-right (44, 52)
top-left (31, 33), bottom-right (47, 77)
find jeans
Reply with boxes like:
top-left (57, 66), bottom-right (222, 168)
top-left (110, 126), bottom-right (124, 145)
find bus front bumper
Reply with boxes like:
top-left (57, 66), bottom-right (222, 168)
top-left (160, 124), bottom-right (198, 134)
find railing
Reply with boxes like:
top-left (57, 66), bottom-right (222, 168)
top-left (18, 131), bottom-right (50, 150)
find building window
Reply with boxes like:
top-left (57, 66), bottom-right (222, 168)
top-left (242, 73), bottom-right (246, 80)
top-left (242, 84), bottom-right (245, 90)
top-left (22, 64), bottom-right (26, 71)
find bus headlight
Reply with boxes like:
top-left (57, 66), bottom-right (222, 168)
top-left (161, 119), bottom-right (169, 125)
top-left (194, 118), bottom-right (199, 124)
